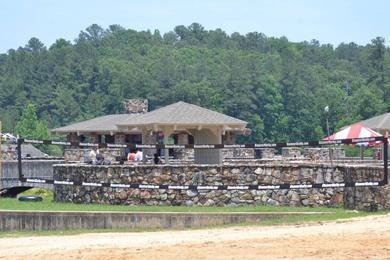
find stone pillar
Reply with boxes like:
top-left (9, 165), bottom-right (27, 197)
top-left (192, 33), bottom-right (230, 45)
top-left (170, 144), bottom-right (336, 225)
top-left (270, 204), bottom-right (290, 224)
top-left (194, 128), bottom-right (222, 164)
top-left (258, 148), bottom-right (275, 159)
top-left (142, 129), bottom-right (157, 162)
top-left (115, 134), bottom-right (126, 144)
top-left (177, 133), bottom-right (188, 144)
top-left (67, 133), bottom-right (80, 148)
top-left (164, 135), bottom-right (169, 164)
top-left (123, 99), bottom-right (148, 114)
top-left (282, 147), bottom-right (301, 158)
top-left (223, 132), bottom-right (235, 145)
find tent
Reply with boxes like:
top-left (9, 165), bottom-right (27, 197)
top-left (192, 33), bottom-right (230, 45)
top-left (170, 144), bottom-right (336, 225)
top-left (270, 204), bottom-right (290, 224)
top-left (323, 123), bottom-right (382, 140)
top-left (323, 123), bottom-right (383, 160)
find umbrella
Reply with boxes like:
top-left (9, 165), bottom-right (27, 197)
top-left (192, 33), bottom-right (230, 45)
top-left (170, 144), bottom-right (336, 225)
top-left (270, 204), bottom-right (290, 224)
top-left (323, 123), bottom-right (382, 141)
top-left (323, 123), bottom-right (383, 160)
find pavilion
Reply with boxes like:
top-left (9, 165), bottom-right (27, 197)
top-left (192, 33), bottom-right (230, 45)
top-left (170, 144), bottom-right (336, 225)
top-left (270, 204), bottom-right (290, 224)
top-left (51, 100), bottom-right (249, 164)
top-left (360, 112), bottom-right (390, 136)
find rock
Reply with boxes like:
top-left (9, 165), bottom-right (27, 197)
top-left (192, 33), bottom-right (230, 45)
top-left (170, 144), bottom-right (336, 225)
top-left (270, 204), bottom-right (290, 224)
top-left (204, 199), bottom-right (215, 206)
top-left (205, 191), bottom-right (216, 199)
top-left (325, 170), bottom-right (333, 183)
top-left (140, 191), bottom-right (151, 199)
top-left (267, 198), bottom-right (279, 206)
top-left (330, 193), bottom-right (343, 205)
top-left (85, 194), bottom-right (91, 203)
top-left (186, 190), bottom-right (198, 198)
top-left (254, 168), bottom-right (263, 175)
top-left (159, 193), bottom-right (168, 201)
top-left (289, 192), bottom-right (300, 202)
top-left (246, 174), bottom-right (257, 182)
top-left (301, 199), bottom-right (309, 206)
top-left (209, 168), bottom-right (218, 175)
top-left (232, 168), bottom-right (240, 175)
top-left (185, 200), bottom-right (194, 206)
top-left (315, 171), bottom-right (324, 183)
top-left (129, 189), bottom-right (140, 198)
top-left (119, 190), bottom-right (127, 200)
top-left (240, 193), bottom-right (253, 200)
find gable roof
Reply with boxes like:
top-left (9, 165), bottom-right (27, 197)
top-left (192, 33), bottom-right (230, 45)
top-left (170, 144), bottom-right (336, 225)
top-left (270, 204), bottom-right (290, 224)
top-left (51, 114), bottom-right (141, 134)
top-left (116, 101), bottom-right (247, 128)
top-left (361, 112), bottom-right (390, 131)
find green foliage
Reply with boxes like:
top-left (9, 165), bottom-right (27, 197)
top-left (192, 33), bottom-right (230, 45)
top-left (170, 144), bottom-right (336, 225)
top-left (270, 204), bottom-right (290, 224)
top-left (1, 24), bottom-right (389, 142)
top-left (15, 104), bottom-right (63, 155)
top-left (15, 104), bottom-right (49, 139)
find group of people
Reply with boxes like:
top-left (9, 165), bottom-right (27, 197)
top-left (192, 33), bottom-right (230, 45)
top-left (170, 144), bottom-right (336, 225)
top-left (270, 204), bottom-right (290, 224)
top-left (87, 147), bottom-right (162, 165)
top-left (127, 150), bottom-right (143, 161)
top-left (87, 147), bottom-right (107, 165)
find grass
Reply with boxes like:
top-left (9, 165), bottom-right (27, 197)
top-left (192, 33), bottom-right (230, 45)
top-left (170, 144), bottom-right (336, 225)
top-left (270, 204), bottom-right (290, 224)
top-left (0, 188), bottom-right (388, 237)
top-left (1, 195), bottom-right (341, 213)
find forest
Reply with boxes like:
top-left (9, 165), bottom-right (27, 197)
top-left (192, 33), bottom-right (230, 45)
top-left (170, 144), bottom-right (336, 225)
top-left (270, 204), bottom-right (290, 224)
top-left (0, 23), bottom-right (389, 143)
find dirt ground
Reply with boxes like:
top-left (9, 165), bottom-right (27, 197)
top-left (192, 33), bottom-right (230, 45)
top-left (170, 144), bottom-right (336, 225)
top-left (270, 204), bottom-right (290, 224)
top-left (1, 214), bottom-right (390, 260)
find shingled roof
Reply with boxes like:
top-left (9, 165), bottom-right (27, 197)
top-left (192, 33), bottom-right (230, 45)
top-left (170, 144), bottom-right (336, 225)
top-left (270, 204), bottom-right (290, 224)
top-left (51, 114), bottom-right (141, 134)
top-left (116, 101), bottom-right (247, 128)
top-left (360, 112), bottom-right (390, 133)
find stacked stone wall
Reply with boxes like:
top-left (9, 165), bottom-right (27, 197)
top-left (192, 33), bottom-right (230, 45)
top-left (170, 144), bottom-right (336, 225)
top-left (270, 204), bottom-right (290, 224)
top-left (123, 99), bottom-right (148, 114)
top-left (54, 163), bottom-right (386, 209)
top-left (64, 148), bottom-right (123, 162)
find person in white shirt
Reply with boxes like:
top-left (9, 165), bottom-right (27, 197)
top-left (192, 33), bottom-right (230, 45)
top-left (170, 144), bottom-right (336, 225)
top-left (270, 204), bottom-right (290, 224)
top-left (135, 150), bottom-right (143, 161)
top-left (89, 147), bottom-right (100, 164)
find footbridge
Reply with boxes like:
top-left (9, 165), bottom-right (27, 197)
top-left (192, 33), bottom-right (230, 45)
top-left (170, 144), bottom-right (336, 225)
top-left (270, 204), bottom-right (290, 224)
top-left (0, 159), bottom-right (64, 196)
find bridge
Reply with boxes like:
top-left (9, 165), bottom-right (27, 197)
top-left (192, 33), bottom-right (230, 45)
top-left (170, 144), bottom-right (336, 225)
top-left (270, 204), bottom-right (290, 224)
top-left (0, 159), bottom-right (64, 197)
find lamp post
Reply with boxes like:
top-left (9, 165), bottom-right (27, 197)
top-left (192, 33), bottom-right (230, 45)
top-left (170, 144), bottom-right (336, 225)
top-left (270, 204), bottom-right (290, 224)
top-left (324, 106), bottom-right (333, 164)
top-left (324, 105), bottom-right (330, 137)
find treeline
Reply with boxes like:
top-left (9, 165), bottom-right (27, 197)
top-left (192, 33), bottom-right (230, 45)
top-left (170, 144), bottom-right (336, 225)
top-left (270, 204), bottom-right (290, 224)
top-left (0, 23), bottom-right (389, 142)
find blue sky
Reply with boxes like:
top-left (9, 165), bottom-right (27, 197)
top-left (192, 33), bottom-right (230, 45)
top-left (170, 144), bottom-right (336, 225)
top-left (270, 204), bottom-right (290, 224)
top-left (1, 0), bottom-right (389, 53)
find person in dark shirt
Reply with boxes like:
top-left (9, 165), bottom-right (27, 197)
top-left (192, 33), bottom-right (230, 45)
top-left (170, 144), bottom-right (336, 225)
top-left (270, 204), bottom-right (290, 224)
top-left (153, 153), bottom-right (161, 164)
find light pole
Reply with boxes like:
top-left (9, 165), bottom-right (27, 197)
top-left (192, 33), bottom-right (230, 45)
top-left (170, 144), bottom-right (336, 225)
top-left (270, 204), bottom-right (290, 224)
top-left (324, 106), bottom-right (333, 164)
top-left (324, 105), bottom-right (330, 138)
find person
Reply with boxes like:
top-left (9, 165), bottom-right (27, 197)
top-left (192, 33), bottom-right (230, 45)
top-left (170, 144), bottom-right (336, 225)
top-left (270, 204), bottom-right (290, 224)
top-left (128, 152), bottom-right (136, 161)
top-left (135, 150), bottom-right (143, 161)
top-left (153, 153), bottom-right (161, 164)
top-left (89, 147), bottom-right (100, 164)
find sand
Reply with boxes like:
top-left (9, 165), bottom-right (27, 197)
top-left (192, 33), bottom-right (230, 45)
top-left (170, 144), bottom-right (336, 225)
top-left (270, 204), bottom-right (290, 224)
top-left (1, 214), bottom-right (390, 259)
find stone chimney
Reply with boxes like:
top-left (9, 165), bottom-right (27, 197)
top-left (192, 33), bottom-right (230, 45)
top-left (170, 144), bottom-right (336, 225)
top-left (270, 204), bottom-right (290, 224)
top-left (123, 99), bottom-right (148, 114)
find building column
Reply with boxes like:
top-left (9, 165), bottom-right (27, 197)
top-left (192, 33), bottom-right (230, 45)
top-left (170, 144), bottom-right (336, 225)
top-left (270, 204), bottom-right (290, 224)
top-left (114, 134), bottom-right (125, 144)
top-left (67, 133), bottom-right (80, 148)
top-left (194, 127), bottom-right (222, 164)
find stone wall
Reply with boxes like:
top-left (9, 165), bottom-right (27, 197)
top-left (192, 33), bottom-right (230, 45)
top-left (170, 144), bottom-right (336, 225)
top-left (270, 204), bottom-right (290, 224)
top-left (305, 148), bottom-right (345, 160)
top-left (282, 147), bottom-right (302, 158)
top-left (64, 148), bottom-right (123, 162)
top-left (222, 148), bottom-right (254, 159)
top-left (54, 163), bottom-right (386, 209)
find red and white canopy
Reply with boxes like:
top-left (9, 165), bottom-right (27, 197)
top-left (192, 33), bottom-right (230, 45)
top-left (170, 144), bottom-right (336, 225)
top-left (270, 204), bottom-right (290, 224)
top-left (324, 123), bottom-right (382, 140)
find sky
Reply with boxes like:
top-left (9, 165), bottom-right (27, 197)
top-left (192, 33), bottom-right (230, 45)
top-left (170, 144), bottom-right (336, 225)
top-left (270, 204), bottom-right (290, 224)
top-left (1, 0), bottom-right (389, 53)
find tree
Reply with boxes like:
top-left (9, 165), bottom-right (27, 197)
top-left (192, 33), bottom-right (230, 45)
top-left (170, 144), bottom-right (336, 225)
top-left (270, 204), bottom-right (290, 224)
top-left (1, 23), bottom-right (389, 144)
top-left (26, 37), bottom-right (45, 52)
top-left (15, 103), bottom-right (50, 139)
